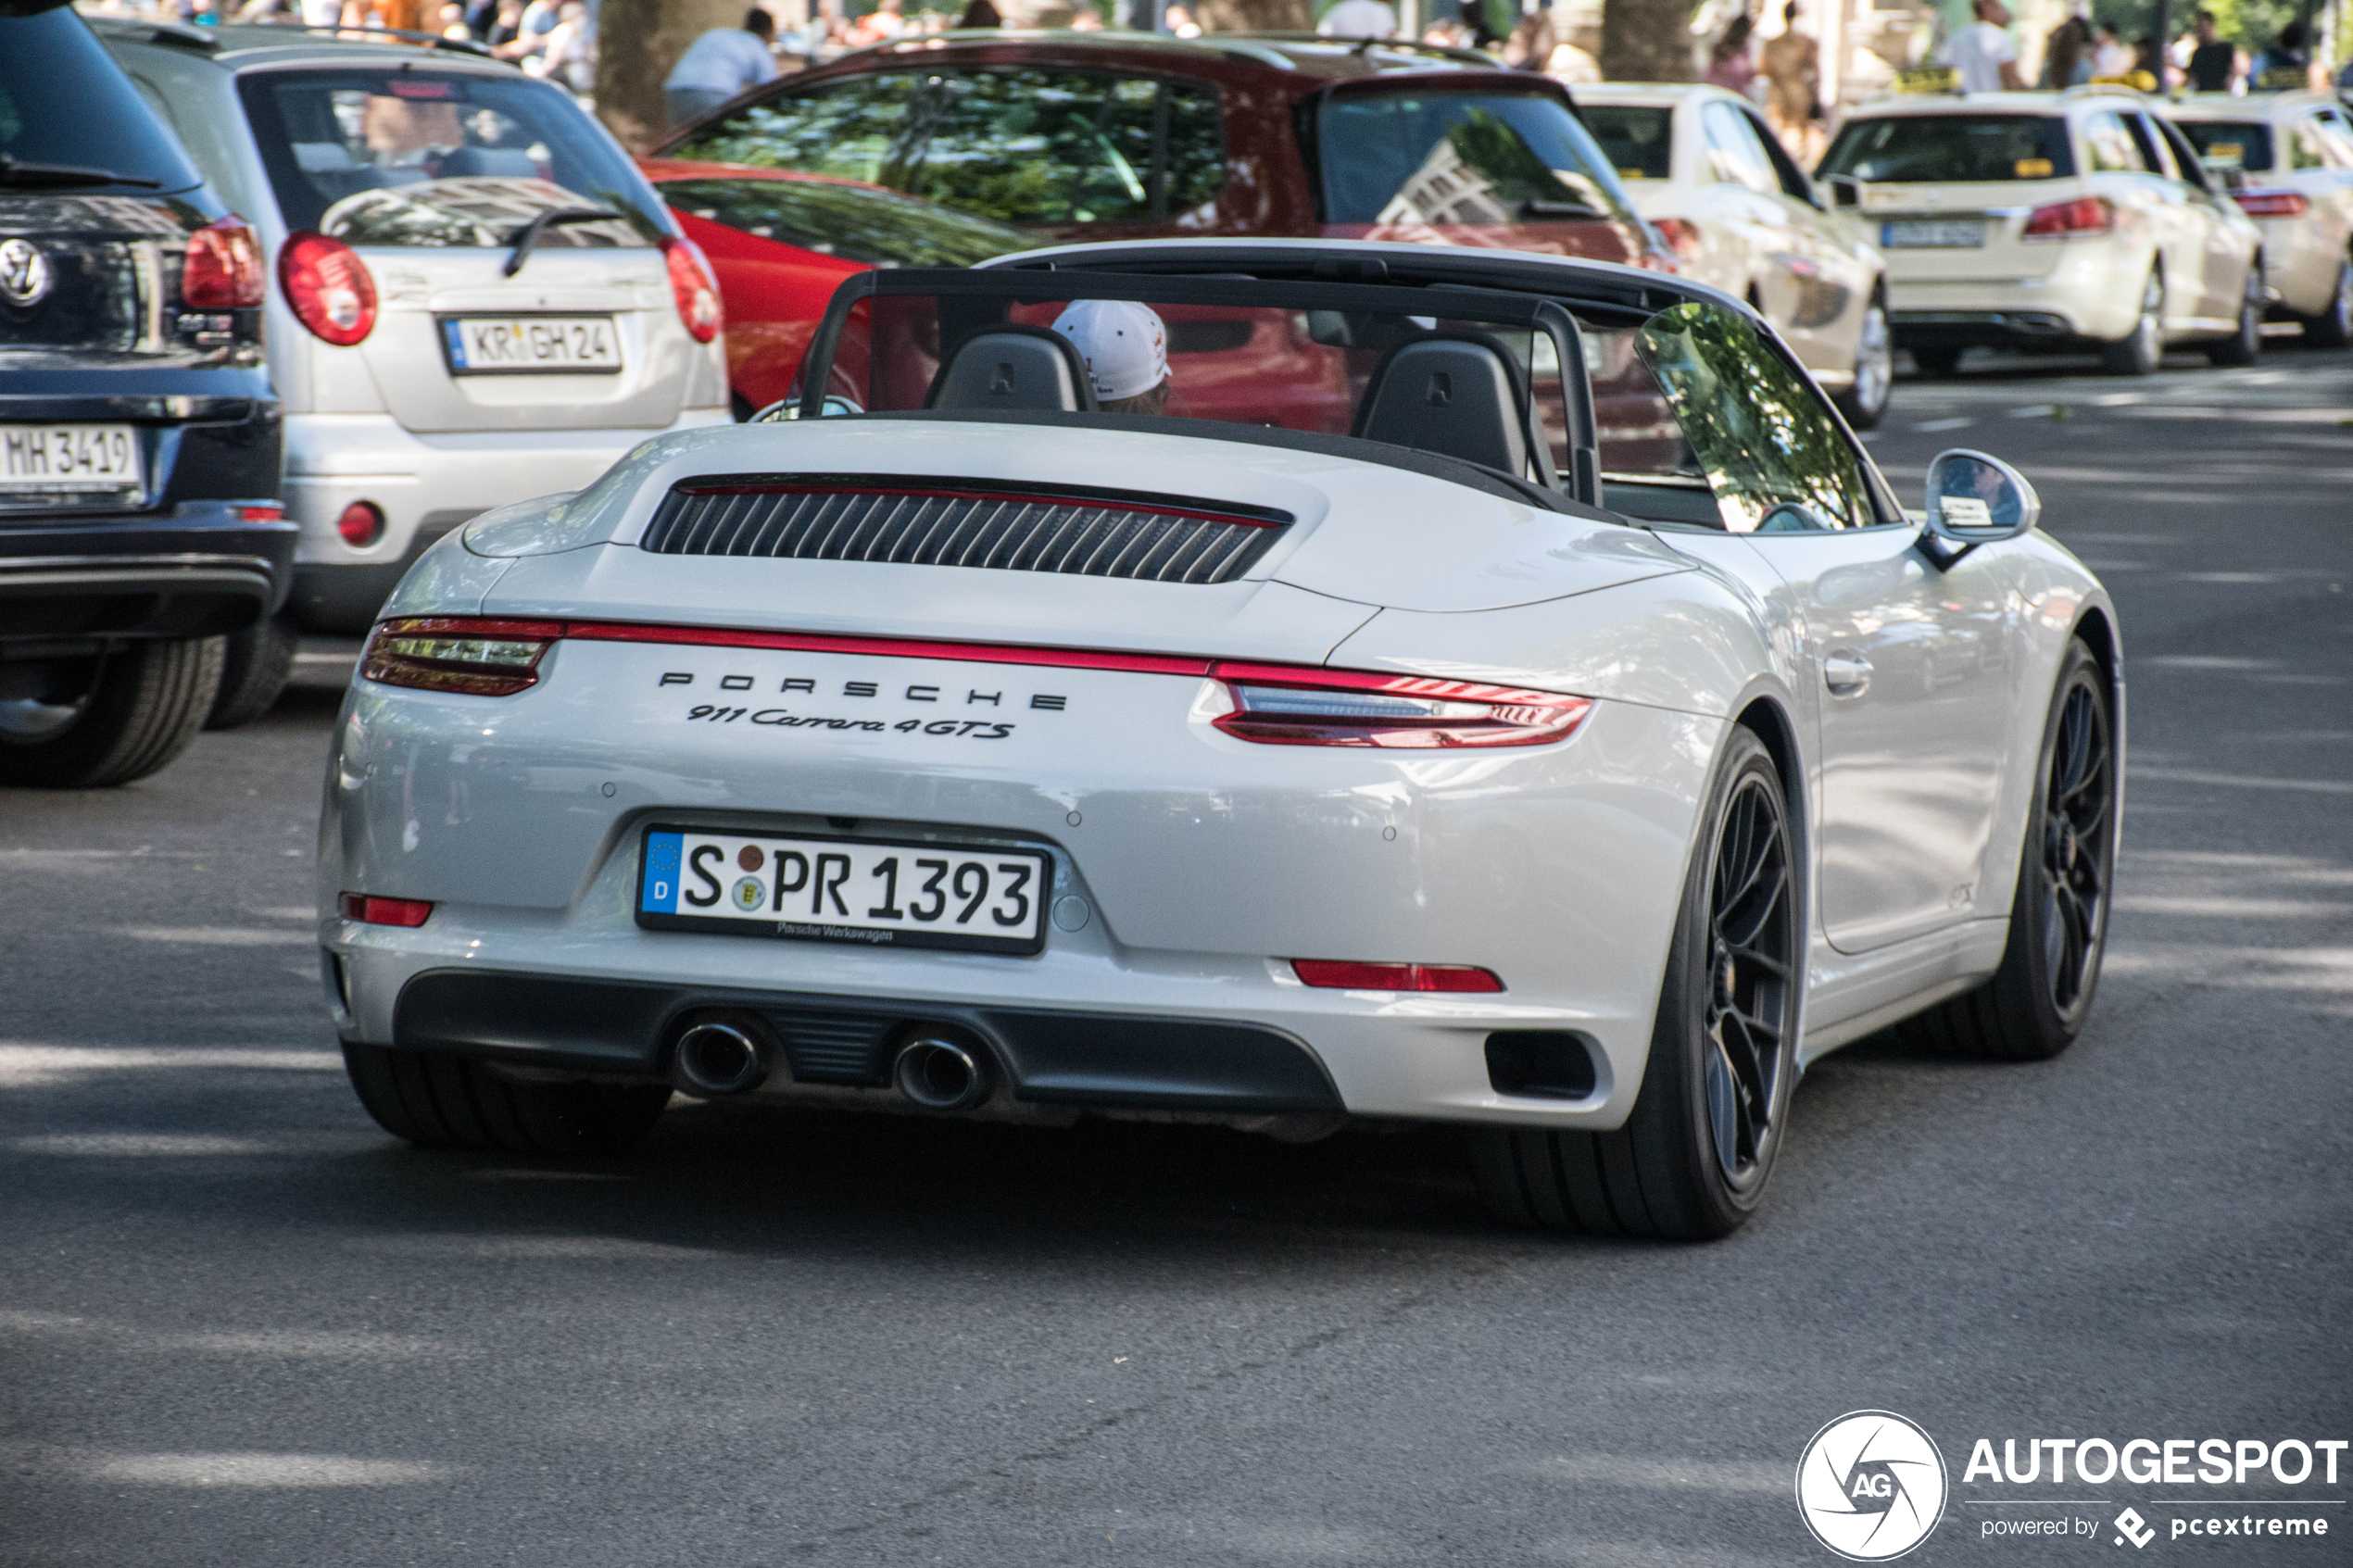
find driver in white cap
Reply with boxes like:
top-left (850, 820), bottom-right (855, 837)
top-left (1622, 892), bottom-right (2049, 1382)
top-left (1051, 299), bottom-right (1172, 416)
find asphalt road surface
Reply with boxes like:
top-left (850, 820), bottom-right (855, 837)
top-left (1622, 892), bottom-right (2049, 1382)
top-left (5, 345), bottom-right (2349, 1567)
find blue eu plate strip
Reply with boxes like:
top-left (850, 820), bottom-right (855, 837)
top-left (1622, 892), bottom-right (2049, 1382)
top-left (441, 320), bottom-right (468, 369)
top-left (642, 832), bottom-right (682, 913)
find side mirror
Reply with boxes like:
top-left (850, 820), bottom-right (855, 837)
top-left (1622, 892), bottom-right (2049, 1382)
top-left (1924, 448), bottom-right (2039, 553)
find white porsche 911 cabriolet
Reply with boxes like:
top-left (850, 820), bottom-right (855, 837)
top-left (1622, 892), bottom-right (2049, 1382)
top-left (320, 238), bottom-right (2120, 1239)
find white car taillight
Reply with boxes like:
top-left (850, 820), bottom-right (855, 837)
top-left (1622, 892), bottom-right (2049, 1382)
top-left (2234, 189), bottom-right (2309, 219)
top-left (280, 231), bottom-right (378, 345)
top-left (1210, 664), bottom-right (1592, 749)
top-left (361, 617), bottom-right (560, 696)
top-left (661, 235), bottom-right (723, 344)
top-left (2020, 196), bottom-right (2115, 240)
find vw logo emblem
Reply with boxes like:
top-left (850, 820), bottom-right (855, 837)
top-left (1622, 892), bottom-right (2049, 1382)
top-left (0, 238), bottom-right (52, 307)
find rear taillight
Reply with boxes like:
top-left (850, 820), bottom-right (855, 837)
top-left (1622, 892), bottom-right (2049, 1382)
top-left (182, 217), bottom-right (265, 307)
top-left (2234, 189), bottom-right (2309, 218)
top-left (279, 231), bottom-right (377, 346)
top-left (1650, 217), bottom-right (1705, 264)
top-left (339, 893), bottom-right (433, 927)
top-left (336, 500), bottom-right (384, 549)
top-left (360, 617), bottom-right (560, 696)
top-left (661, 235), bottom-right (723, 344)
top-left (2020, 196), bottom-right (2114, 240)
top-left (1292, 960), bottom-right (1505, 993)
top-left (236, 504), bottom-right (283, 523)
top-left (1209, 665), bottom-right (1592, 749)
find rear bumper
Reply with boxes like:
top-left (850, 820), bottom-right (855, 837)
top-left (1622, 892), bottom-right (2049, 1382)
top-left (1885, 245), bottom-right (2148, 344)
top-left (283, 409), bottom-right (730, 633)
top-left (0, 499), bottom-right (296, 646)
top-left (383, 967), bottom-right (1345, 1115)
top-left (1892, 308), bottom-right (2081, 349)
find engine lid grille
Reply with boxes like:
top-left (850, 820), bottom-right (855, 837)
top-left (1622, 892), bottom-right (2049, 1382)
top-left (638, 474), bottom-right (1292, 586)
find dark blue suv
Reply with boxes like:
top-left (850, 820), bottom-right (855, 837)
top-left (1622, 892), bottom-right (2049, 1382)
top-left (0, 2), bottom-right (290, 786)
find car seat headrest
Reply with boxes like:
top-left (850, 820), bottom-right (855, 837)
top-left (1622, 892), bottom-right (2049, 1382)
top-left (1351, 333), bottom-right (1532, 479)
top-left (927, 325), bottom-right (1101, 413)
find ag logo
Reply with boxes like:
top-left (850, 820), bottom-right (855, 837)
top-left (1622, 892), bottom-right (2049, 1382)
top-left (1795, 1411), bottom-right (1947, 1561)
top-left (0, 239), bottom-right (52, 308)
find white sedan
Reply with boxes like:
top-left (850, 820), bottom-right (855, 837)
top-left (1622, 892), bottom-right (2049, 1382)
top-left (1579, 82), bottom-right (1893, 428)
top-left (2164, 91), bottom-right (2353, 345)
top-left (319, 239), bottom-right (2120, 1239)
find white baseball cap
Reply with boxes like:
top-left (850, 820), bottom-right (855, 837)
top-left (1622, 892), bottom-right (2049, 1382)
top-left (1051, 299), bottom-right (1168, 402)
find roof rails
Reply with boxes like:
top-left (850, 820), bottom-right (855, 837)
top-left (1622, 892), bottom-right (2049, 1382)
top-left (220, 21), bottom-right (500, 59)
top-left (1222, 30), bottom-right (1498, 68)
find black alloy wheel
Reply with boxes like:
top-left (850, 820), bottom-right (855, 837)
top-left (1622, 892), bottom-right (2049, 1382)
top-left (1897, 640), bottom-right (2116, 1060)
top-left (1702, 769), bottom-right (1795, 1185)
top-left (1470, 728), bottom-right (1801, 1239)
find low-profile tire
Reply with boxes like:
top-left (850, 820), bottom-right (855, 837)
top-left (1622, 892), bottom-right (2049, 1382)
top-left (0, 636), bottom-right (224, 789)
top-left (2101, 270), bottom-right (2164, 376)
top-left (343, 1041), bottom-right (672, 1155)
top-left (1834, 295), bottom-right (1894, 430)
top-left (2300, 257), bottom-right (2352, 348)
top-left (205, 610), bottom-right (297, 731)
top-left (1895, 641), bottom-right (2116, 1061)
top-left (2204, 257), bottom-right (2263, 366)
top-left (1469, 728), bottom-right (1801, 1240)
top-left (1908, 344), bottom-right (1963, 377)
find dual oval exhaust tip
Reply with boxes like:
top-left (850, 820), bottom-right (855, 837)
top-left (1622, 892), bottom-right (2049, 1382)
top-left (670, 1018), bottom-right (992, 1113)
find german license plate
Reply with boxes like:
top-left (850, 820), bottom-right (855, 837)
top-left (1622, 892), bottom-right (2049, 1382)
top-left (635, 827), bottom-right (1051, 956)
top-left (0, 423), bottom-right (145, 492)
top-left (440, 315), bottom-right (621, 374)
top-left (1881, 219), bottom-right (1986, 248)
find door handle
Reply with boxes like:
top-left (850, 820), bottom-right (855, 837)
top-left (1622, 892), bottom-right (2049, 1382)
top-left (1824, 650), bottom-right (1872, 696)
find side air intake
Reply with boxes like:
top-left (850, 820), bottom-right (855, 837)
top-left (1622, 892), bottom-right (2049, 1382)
top-left (637, 475), bottom-right (1291, 586)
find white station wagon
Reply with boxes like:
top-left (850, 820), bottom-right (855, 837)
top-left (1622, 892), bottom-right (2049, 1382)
top-left (2163, 91), bottom-right (2353, 345)
top-left (97, 20), bottom-right (730, 724)
top-left (1819, 89), bottom-right (2264, 377)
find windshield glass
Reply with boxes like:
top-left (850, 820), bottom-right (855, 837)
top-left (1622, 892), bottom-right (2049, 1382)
top-left (1819, 114), bottom-right (2077, 182)
top-left (1580, 105), bottom-right (1675, 181)
top-left (237, 69), bottom-right (668, 245)
top-left (2171, 119), bottom-right (2273, 171)
top-left (656, 175), bottom-right (1028, 266)
top-left (1318, 88), bottom-right (1638, 225)
top-left (0, 11), bottom-right (201, 194)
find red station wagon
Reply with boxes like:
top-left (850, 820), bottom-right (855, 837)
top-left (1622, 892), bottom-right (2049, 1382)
top-left (656, 31), bottom-right (1668, 272)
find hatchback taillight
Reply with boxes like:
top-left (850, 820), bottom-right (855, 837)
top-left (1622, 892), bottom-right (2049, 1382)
top-left (182, 217), bottom-right (265, 307)
top-left (280, 231), bottom-right (377, 345)
top-left (2234, 189), bottom-right (2309, 218)
top-left (361, 617), bottom-right (560, 696)
top-left (2020, 196), bottom-right (2115, 239)
top-left (662, 235), bottom-right (723, 344)
top-left (1209, 664), bottom-right (1592, 749)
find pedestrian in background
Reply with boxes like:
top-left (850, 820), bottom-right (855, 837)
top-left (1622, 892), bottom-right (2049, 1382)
top-left (1705, 13), bottom-right (1756, 95)
top-left (2091, 22), bottom-right (2131, 77)
top-left (2248, 20), bottom-right (2308, 87)
top-left (663, 7), bottom-right (777, 129)
top-left (957, 0), bottom-right (1000, 25)
top-left (1760, 2), bottom-right (1818, 157)
top-left (2041, 13), bottom-right (2090, 87)
top-left (1936, 0), bottom-right (2021, 94)
top-left (2183, 11), bottom-right (2235, 92)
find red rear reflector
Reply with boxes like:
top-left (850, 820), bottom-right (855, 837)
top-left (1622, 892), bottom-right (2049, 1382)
top-left (2020, 196), bottom-right (2114, 239)
top-left (339, 893), bottom-right (433, 927)
top-left (337, 500), bottom-right (384, 548)
top-left (361, 617), bottom-right (561, 696)
top-left (237, 504), bottom-right (284, 522)
top-left (1292, 960), bottom-right (1504, 993)
top-left (1212, 664), bottom-right (1591, 749)
top-left (182, 217), bottom-right (266, 308)
top-left (2233, 189), bottom-right (2309, 218)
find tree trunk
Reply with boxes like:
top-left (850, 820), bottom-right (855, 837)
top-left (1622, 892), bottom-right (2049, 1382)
top-left (1599, 0), bottom-right (1695, 80)
top-left (1194, 0), bottom-right (1313, 31)
top-left (594, 0), bottom-right (750, 156)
